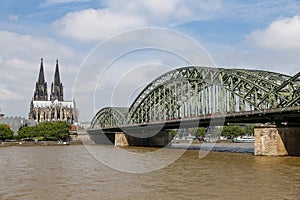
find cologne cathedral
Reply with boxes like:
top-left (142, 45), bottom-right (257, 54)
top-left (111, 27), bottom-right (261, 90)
top-left (29, 58), bottom-right (77, 123)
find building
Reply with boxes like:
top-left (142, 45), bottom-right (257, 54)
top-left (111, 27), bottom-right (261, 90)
top-left (0, 117), bottom-right (37, 135)
top-left (29, 58), bottom-right (77, 123)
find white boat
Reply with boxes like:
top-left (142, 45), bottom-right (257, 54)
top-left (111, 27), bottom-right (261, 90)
top-left (57, 140), bottom-right (69, 145)
top-left (233, 136), bottom-right (255, 143)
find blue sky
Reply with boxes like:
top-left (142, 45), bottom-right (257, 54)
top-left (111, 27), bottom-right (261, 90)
top-left (0, 0), bottom-right (300, 121)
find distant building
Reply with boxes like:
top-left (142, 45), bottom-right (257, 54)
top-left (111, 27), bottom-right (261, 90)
top-left (0, 117), bottom-right (37, 135)
top-left (0, 108), bottom-right (4, 118)
top-left (29, 58), bottom-right (77, 123)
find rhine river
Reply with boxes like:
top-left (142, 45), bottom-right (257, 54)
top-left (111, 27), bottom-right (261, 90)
top-left (0, 145), bottom-right (299, 199)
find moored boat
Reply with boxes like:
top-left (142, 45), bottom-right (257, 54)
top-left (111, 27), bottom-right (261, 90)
top-left (233, 136), bottom-right (255, 143)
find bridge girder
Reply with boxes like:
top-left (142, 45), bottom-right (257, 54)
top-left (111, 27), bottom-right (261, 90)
top-left (91, 107), bottom-right (128, 128)
top-left (91, 66), bottom-right (300, 128)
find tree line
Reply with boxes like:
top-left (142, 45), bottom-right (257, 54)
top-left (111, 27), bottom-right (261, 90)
top-left (0, 124), bottom-right (14, 140)
top-left (169, 125), bottom-right (255, 138)
top-left (0, 121), bottom-right (71, 141)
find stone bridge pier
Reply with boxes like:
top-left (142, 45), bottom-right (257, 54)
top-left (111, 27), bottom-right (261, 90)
top-left (254, 125), bottom-right (300, 156)
top-left (115, 130), bottom-right (172, 147)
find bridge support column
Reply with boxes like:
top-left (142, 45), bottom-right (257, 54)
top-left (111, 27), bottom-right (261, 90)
top-left (115, 132), bottom-right (129, 146)
top-left (115, 130), bottom-right (172, 147)
top-left (254, 125), bottom-right (300, 156)
top-left (86, 129), bottom-right (115, 144)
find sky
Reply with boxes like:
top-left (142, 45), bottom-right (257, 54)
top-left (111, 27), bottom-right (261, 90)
top-left (0, 0), bottom-right (300, 121)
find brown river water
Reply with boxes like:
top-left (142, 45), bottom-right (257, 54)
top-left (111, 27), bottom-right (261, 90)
top-left (0, 144), bottom-right (299, 200)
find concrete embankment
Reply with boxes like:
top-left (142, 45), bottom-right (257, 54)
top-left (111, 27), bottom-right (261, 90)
top-left (0, 141), bottom-right (80, 147)
top-left (1, 129), bottom-right (254, 154)
top-left (0, 129), bottom-right (95, 147)
top-left (171, 142), bottom-right (254, 154)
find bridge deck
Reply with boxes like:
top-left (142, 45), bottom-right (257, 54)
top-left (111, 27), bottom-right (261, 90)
top-left (94, 106), bottom-right (300, 132)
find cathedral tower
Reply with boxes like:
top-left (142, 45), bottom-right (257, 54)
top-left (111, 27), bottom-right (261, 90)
top-left (33, 58), bottom-right (48, 101)
top-left (29, 58), bottom-right (77, 123)
top-left (50, 59), bottom-right (64, 101)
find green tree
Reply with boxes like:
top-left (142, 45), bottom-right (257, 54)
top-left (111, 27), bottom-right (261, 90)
top-left (0, 124), bottom-right (14, 140)
top-left (221, 126), bottom-right (243, 138)
top-left (195, 127), bottom-right (206, 137)
top-left (18, 121), bottom-right (71, 141)
top-left (18, 125), bottom-right (37, 139)
top-left (243, 125), bottom-right (254, 136)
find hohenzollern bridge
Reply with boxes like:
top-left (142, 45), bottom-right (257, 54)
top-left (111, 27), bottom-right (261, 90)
top-left (88, 66), bottom-right (300, 156)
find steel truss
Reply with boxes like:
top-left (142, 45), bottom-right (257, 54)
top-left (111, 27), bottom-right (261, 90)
top-left (91, 107), bottom-right (128, 128)
top-left (91, 67), bottom-right (300, 128)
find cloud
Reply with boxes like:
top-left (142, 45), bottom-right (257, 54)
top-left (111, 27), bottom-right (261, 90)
top-left (3, 0), bottom-right (300, 121)
top-left (8, 15), bottom-right (19, 21)
top-left (208, 16), bottom-right (300, 75)
top-left (52, 0), bottom-right (300, 43)
top-left (210, 43), bottom-right (300, 76)
top-left (0, 31), bottom-right (79, 117)
top-left (53, 8), bottom-right (147, 42)
top-left (71, 27), bottom-right (214, 120)
top-left (0, 85), bottom-right (23, 101)
top-left (0, 31), bottom-right (75, 61)
top-left (41, 0), bottom-right (90, 7)
top-left (53, 0), bottom-right (223, 42)
top-left (219, 1), bottom-right (300, 23)
top-left (248, 15), bottom-right (300, 50)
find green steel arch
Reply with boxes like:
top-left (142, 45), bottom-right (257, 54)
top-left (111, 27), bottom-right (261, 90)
top-left (91, 107), bottom-right (128, 128)
top-left (127, 66), bottom-right (300, 124)
top-left (91, 66), bottom-right (300, 128)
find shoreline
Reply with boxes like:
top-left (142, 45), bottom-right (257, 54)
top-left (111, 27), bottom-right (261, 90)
top-left (170, 142), bottom-right (254, 154)
top-left (0, 140), bottom-right (254, 154)
top-left (0, 141), bottom-right (83, 147)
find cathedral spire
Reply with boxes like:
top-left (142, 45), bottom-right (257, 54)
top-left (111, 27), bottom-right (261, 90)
top-left (38, 58), bottom-right (45, 84)
top-left (50, 59), bottom-right (64, 101)
top-left (54, 59), bottom-right (61, 86)
top-left (34, 58), bottom-right (48, 100)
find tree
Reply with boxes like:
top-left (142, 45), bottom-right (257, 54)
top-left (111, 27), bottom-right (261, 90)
top-left (0, 124), bottom-right (14, 140)
top-left (18, 121), bottom-right (71, 141)
top-left (195, 127), bottom-right (206, 137)
top-left (221, 126), bottom-right (243, 138)
top-left (243, 125), bottom-right (254, 136)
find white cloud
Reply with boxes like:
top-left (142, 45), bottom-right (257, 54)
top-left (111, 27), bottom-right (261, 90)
top-left (53, 0), bottom-right (223, 42)
top-left (248, 15), bottom-right (300, 50)
top-left (206, 15), bottom-right (300, 76)
top-left (0, 31), bottom-right (79, 117)
top-left (53, 8), bottom-right (147, 41)
top-left (52, 0), bottom-right (300, 43)
top-left (211, 43), bottom-right (300, 76)
top-left (0, 31), bottom-right (74, 61)
top-left (208, 19), bottom-right (300, 76)
top-left (0, 85), bottom-right (23, 101)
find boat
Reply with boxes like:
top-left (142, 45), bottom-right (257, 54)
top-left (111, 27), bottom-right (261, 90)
top-left (57, 140), bottom-right (69, 145)
top-left (233, 136), bottom-right (255, 143)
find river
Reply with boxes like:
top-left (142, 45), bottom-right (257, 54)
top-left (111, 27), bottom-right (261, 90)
top-left (0, 144), bottom-right (299, 199)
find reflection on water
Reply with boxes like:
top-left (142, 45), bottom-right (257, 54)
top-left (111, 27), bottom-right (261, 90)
top-left (0, 145), bottom-right (299, 199)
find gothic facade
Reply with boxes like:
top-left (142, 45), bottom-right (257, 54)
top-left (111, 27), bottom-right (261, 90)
top-left (29, 59), bottom-right (77, 123)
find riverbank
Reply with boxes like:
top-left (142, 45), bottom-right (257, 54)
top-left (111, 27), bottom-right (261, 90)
top-left (170, 142), bottom-right (254, 154)
top-left (0, 140), bottom-right (83, 147)
top-left (1, 140), bottom-right (254, 155)
top-left (0, 131), bottom-right (87, 147)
